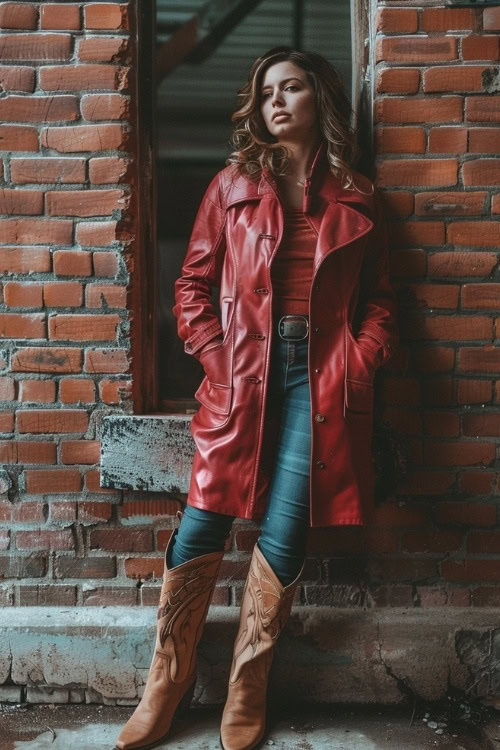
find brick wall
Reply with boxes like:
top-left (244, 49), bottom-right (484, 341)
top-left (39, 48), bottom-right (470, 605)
top-left (0, 1), bottom-right (499, 612)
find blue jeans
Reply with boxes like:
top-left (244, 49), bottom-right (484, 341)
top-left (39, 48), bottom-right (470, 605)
top-left (170, 337), bottom-right (311, 586)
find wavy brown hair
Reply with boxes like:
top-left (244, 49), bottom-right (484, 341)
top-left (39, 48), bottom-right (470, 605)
top-left (227, 46), bottom-right (361, 190)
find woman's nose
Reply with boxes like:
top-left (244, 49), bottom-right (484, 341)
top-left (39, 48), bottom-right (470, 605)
top-left (272, 89), bottom-right (284, 106)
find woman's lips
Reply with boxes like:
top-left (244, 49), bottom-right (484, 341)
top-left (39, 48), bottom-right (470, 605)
top-left (272, 113), bottom-right (290, 122)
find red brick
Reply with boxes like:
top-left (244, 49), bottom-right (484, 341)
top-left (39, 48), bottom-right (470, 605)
top-left (409, 315), bottom-right (492, 342)
top-left (422, 8), bottom-right (477, 32)
top-left (78, 37), bottom-right (129, 63)
top-left (457, 379), bottom-right (493, 404)
top-left (17, 409), bottom-right (88, 434)
top-left (390, 221), bottom-right (445, 248)
top-left (78, 501), bottom-right (112, 522)
top-left (121, 499), bottom-right (180, 519)
top-left (469, 128), bottom-right (500, 154)
top-left (0, 554), bottom-right (47, 579)
top-left (0, 125), bottom-right (38, 151)
top-left (4, 282), bottom-right (43, 308)
top-left (427, 252), bottom-right (496, 277)
top-left (466, 97), bottom-right (500, 123)
top-left (90, 529), bottom-right (153, 553)
top-left (0, 65), bottom-right (35, 92)
top-left (471, 587), bottom-right (500, 607)
top-left (25, 468), bottom-right (81, 493)
top-left (54, 556), bottom-right (116, 579)
top-left (61, 440), bottom-right (100, 465)
top-left (402, 530), bottom-right (461, 554)
top-left (81, 94), bottom-right (130, 121)
top-left (43, 282), bottom-right (83, 308)
top-left (0, 94), bottom-right (77, 122)
top-left (49, 314), bottom-right (120, 342)
top-left (0, 189), bottom-right (43, 215)
top-left (396, 470), bottom-right (455, 496)
top-left (377, 159), bottom-right (458, 187)
top-left (376, 8), bottom-right (418, 33)
top-left (405, 283), bottom-right (459, 309)
top-left (376, 97), bottom-right (462, 125)
top-left (99, 379), bottom-right (131, 404)
top-left (424, 67), bottom-right (485, 93)
top-left (19, 380), bottom-right (56, 403)
top-left (448, 221), bottom-right (500, 247)
top-left (461, 35), bottom-right (499, 62)
top-left (417, 587), bottom-right (448, 607)
top-left (461, 471), bottom-right (494, 495)
top-left (84, 3), bottom-right (129, 30)
top-left (0, 247), bottom-right (50, 274)
top-left (84, 348), bottom-right (129, 373)
top-left (41, 124), bottom-right (128, 153)
top-left (442, 560), bottom-right (500, 583)
top-left (0, 411), bottom-right (14, 432)
top-left (437, 502), bottom-right (496, 526)
top-left (86, 284), bottom-right (127, 308)
top-left (370, 501), bottom-right (429, 526)
top-left (18, 585), bottom-right (77, 606)
top-left (414, 347), bottom-right (455, 373)
top-left (89, 157), bottom-right (130, 184)
top-left (467, 531), bottom-right (500, 554)
top-left (376, 68), bottom-right (420, 95)
top-left (46, 189), bottom-right (125, 217)
top-left (40, 3), bottom-right (80, 30)
top-left (381, 191), bottom-right (414, 218)
top-left (0, 32), bottom-right (71, 61)
top-left (0, 441), bottom-right (17, 463)
top-left (377, 36), bottom-right (458, 64)
top-left (0, 500), bottom-right (46, 522)
top-left (423, 378), bottom-right (453, 407)
top-left (50, 501), bottom-right (77, 521)
top-left (463, 159), bottom-right (500, 186)
top-left (92, 252), bottom-right (118, 276)
top-left (463, 414), bottom-right (500, 437)
top-left (376, 127), bottom-right (425, 154)
top-left (428, 127), bottom-right (468, 154)
top-left (425, 441), bottom-right (495, 467)
top-left (383, 376), bottom-right (420, 406)
top-left (390, 249), bottom-right (426, 277)
top-left (484, 8), bottom-right (500, 32)
top-left (493, 194), bottom-right (500, 214)
top-left (53, 250), bottom-right (92, 277)
top-left (76, 222), bottom-right (117, 247)
top-left (0, 219), bottom-right (73, 245)
top-left (124, 558), bottom-right (164, 581)
top-left (85, 468), bottom-right (119, 494)
top-left (0, 377), bottom-right (15, 400)
top-left (11, 158), bottom-right (85, 185)
top-left (368, 558), bottom-right (438, 582)
top-left (462, 283), bottom-right (500, 309)
top-left (16, 529), bottom-right (74, 550)
top-left (83, 586), bottom-right (138, 606)
top-left (0, 3), bottom-right (37, 29)
top-left (415, 191), bottom-right (486, 217)
top-left (460, 347), bottom-right (500, 374)
top-left (17, 441), bottom-right (56, 464)
top-left (423, 411), bottom-right (460, 437)
top-left (0, 313), bottom-right (45, 339)
top-left (59, 378), bottom-right (95, 404)
top-left (12, 346), bottom-right (82, 374)
top-left (384, 406), bottom-right (421, 434)
top-left (156, 529), bottom-right (173, 552)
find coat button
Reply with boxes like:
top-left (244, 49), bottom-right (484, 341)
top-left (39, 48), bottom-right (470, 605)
top-left (316, 460), bottom-right (326, 469)
top-left (314, 327), bottom-right (320, 334)
top-left (314, 284), bottom-right (319, 292)
top-left (254, 288), bottom-right (269, 294)
top-left (315, 413), bottom-right (325, 422)
top-left (314, 368), bottom-right (321, 373)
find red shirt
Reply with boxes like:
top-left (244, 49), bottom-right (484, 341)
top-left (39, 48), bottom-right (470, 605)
top-left (271, 208), bottom-right (318, 316)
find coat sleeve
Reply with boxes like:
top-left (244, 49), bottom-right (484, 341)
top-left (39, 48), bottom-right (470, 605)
top-left (356, 190), bottom-right (399, 367)
top-left (172, 172), bottom-right (226, 357)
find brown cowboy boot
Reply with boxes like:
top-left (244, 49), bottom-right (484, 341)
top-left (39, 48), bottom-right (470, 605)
top-left (220, 543), bottom-right (303, 750)
top-left (115, 527), bottom-right (224, 750)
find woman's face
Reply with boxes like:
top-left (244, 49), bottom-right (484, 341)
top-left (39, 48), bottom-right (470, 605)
top-left (260, 60), bottom-right (317, 143)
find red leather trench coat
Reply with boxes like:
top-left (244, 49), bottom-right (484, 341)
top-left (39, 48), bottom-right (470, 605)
top-left (173, 144), bottom-right (398, 527)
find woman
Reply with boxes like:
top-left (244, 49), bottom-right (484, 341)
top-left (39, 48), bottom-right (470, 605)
top-left (116, 46), bottom-right (398, 750)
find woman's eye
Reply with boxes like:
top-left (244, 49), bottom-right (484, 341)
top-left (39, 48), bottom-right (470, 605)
top-left (262, 92), bottom-right (272, 99)
top-left (285, 85), bottom-right (299, 91)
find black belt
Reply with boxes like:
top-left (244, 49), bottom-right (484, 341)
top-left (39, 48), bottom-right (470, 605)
top-left (277, 314), bottom-right (309, 341)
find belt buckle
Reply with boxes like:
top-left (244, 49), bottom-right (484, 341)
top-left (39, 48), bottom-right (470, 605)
top-left (278, 315), bottom-right (309, 341)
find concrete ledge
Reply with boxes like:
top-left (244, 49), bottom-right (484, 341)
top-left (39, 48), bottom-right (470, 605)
top-left (0, 607), bottom-right (499, 705)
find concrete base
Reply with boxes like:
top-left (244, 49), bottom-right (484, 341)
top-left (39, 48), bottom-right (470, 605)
top-left (0, 607), bottom-right (498, 705)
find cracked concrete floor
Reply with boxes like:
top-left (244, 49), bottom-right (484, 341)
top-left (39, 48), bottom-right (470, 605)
top-left (0, 703), bottom-right (498, 750)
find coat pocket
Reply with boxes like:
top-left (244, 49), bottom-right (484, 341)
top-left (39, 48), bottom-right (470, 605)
top-left (196, 336), bottom-right (233, 415)
top-left (344, 378), bottom-right (374, 415)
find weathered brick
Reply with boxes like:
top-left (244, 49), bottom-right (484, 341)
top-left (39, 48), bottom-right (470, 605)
top-left (421, 8), bottom-right (477, 32)
top-left (377, 36), bottom-right (458, 64)
top-left (99, 379), bottom-right (131, 404)
top-left (423, 411), bottom-right (460, 438)
top-left (78, 502), bottom-right (113, 523)
top-left (85, 468), bottom-right (118, 494)
top-left (4, 282), bottom-right (43, 307)
top-left (78, 36), bottom-right (129, 63)
top-left (92, 251), bottom-right (119, 276)
top-left (12, 346), bottom-right (82, 374)
top-left (86, 284), bottom-right (127, 308)
top-left (53, 250), bottom-right (92, 277)
top-left (427, 252), bottom-right (496, 277)
top-left (428, 127), bottom-right (468, 154)
top-left (11, 158), bottom-right (85, 184)
top-left (89, 157), bottom-right (130, 184)
top-left (0, 313), bottom-right (45, 339)
top-left (59, 378), bottom-right (96, 404)
top-left (462, 284), bottom-right (500, 309)
top-left (402, 530), bottom-right (461, 554)
top-left (17, 584), bottom-right (77, 605)
top-left (0, 33), bottom-right (71, 60)
top-left (463, 414), bottom-right (500, 437)
top-left (17, 409), bottom-right (88, 434)
top-left (469, 127), bottom-right (500, 153)
top-left (90, 529), bottom-right (153, 553)
top-left (466, 96), bottom-right (500, 122)
top-left (376, 68), bottom-right (420, 95)
top-left (19, 379), bottom-right (56, 403)
top-left (0, 247), bottom-right (50, 273)
top-left (121, 498), bottom-right (180, 519)
top-left (376, 127), bottom-right (425, 154)
top-left (124, 558), bottom-right (164, 580)
top-left (381, 191), bottom-right (414, 218)
top-left (0, 188), bottom-right (43, 215)
top-left (459, 347), bottom-right (500, 374)
top-left (390, 221), bottom-right (445, 248)
top-left (424, 67), bottom-right (486, 93)
top-left (448, 221), bottom-right (500, 247)
top-left (0, 125), bottom-right (38, 151)
top-left (0, 94), bottom-right (78, 122)
top-left (376, 97), bottom-right (462, 124)
top-left (425, 441), bottom-right (495, 467)
top-left (83, 586), bottom-right (137, 606)
top-left (41, 124), bottom-right (128, 152)
top-left (0, 377), bottom-right (15, 400)
top-left (0, 65), bottom-right (35, 91)
top-left (0, 2), bottom-right (37, 29)
top-left (0, 412), bottom-right (14, 432)
top-left (43, 282), bottom-right (83, 308)
top-left (484, 7), bottom-right (500, 32)
top-left (84, 3), bottom-right (129, 30)
top-left (25, 469), bottom-right (81, 494)
top-left (442, 560), bottom-right (500, 583)
top-left (415, 192), bottom-right (486, 217)
top-left (40, 4), bottom-right (81, 31)
top-left (377, 159), bottom-right (458, 187)
top-left (84, 348), bottom-right (129, 373)
top-left (77, 222), bottom-right (118, 247)
top-left (50, 501), bottom-right (77, 521)
top-left (0, 554), bottom-right (47, 579)
top-left (0, 500), bottom-right (46, 522)
top-left (438, 501), bottom-right (496, 526)
top-left (462, 159), bottom-right (500, 186)
top-left (0, 219), bottom-right (72, 246)
top-left (461, 34), bottom-right (499, 62)
top-left (49, 314), bottom-right (120, 341)
top-left (61, 440), bottom-right (100, 465)
top-left (461, 471), bottom-right (494, 494)
top-left (54, 556), bottom-right (116, 579)
top-left (46, 189), bottom-right (125, 217)
top-left (407, 315), bottom-right (492, 342)
top-left (457, 379), bottom-right (492, 405)
top-left (16, 528), bottom-right (75, 550)
top-left (376, 8), bottom-right (418, 33)
top-left (81, 93), bottom-right (130, 121)
top-left (405, 283), bottom-right (459, 309)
